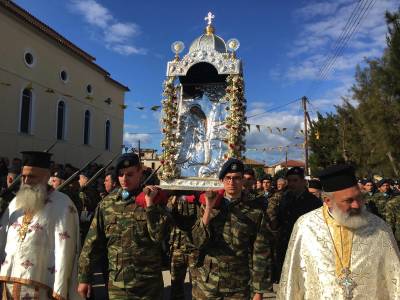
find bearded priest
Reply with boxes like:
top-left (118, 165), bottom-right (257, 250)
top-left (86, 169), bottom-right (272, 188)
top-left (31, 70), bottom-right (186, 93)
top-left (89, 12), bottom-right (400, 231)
top-left (277, 164), bottom-right (400, 300)
top-left (0, 151), bottom-right (82, 300)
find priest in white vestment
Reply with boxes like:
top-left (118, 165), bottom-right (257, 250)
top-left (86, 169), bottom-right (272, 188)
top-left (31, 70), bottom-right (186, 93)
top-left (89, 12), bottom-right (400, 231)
top-left (0, 151), bottom-right (82, 300)
top-left (277, 164), bottom-right (400, 300)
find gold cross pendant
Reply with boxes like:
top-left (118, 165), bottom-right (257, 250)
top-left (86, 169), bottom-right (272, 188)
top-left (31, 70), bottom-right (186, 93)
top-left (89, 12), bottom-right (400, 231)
top-left (18, 213), bottom-right (33, 242)
top-left (337, 268), bottom-right (357, 300)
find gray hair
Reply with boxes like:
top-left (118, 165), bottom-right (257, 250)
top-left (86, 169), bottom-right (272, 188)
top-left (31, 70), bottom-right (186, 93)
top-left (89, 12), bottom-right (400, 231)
top-left (277, 178), bottom-right (287, 184)
top-left (321, 191), bottom-right (334, 201)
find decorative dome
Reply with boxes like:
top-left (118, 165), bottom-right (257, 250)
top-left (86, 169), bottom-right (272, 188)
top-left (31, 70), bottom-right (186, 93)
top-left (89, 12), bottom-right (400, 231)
top-left (189, 26), bottom-right (227, 54)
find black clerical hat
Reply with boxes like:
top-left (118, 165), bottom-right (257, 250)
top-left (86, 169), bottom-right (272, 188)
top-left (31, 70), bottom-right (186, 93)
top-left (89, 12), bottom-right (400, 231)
top-left (21, 151), bottom-right (52, 169)
top-left (317, 164), bottom-right (357, 192)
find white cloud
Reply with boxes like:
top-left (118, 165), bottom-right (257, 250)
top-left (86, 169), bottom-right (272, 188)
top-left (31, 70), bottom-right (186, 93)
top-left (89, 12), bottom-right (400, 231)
top-left (245, 111), bottom-right (306, 164)
top-left (104, 22), bottom-right (140, 43)
top-left (282, 0), bottom-right (398, 82)
top-left (110, 45), bottom-right (147, 55)
top-left (69, 0), bottom-right (146, 55)
top-left (123, 133), bottom-right (152, 146)
top-left (70, 0), bottom-right (112, 28)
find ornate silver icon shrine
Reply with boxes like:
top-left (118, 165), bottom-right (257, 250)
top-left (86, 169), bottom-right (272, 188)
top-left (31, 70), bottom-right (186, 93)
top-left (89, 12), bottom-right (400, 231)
top-left (159, 12), bottom-right (246, 190)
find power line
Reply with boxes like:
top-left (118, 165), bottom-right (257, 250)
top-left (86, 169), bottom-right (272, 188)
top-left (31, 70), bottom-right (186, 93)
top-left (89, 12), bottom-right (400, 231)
top-left (305, 0), bottom-right (376, 96)
top-left (318, 0), bottom-right (376, 82)
top-left (246, 98), bottom-right (302, 119)
top-left (127, 132), bottom-right (162, 135)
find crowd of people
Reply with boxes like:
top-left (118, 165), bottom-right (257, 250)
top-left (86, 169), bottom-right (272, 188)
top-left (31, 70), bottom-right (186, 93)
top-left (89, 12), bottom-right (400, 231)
top-left (0, 151), bottom-right (399, 299)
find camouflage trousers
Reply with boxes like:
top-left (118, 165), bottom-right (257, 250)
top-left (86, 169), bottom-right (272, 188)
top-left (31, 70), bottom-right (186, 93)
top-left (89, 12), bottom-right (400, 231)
top-left (170, 250), bottom-right (188, 300)
top-left (191, 256), bottom-right (250, 300)
top-left (192, 285), bottom-right (250, 300)
top-left (108, 281), bottom-right (163, 300)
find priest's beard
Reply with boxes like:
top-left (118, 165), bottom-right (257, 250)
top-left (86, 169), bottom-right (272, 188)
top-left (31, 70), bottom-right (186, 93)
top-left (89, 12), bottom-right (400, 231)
top-left (15, 183), bottom-right (47, 215)
top-left (330, 201), bottom-right (368, 229)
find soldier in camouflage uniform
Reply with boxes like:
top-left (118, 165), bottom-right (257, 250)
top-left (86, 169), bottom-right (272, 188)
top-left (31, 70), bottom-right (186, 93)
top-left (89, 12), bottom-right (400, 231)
top-left (78, 170), bottom-right (101, 241)
top-left (385, 195), bottom-right (400, 248)
top-left (168, 193), bottom-right (199, 300)
top-left (51, 170), bottom-right (83, 215)
top-left (192, 158), bottom-right (273, 300)
top-left (78, 153), bottom-right (168, 300)
top-left (367, 179), bottom-right (394, 219)
top-left (0, 165), bottom-right (20, 218)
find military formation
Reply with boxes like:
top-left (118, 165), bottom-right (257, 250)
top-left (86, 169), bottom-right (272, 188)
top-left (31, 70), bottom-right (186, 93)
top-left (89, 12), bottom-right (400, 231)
top-left (0, 151), bottom-right (400, 300)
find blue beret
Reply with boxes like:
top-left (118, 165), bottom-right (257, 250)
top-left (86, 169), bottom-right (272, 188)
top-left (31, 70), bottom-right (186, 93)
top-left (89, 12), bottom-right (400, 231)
top-left (219, 158), bottom-right (244, 180)
top-left (308, 179), bottom-right (322, 189)
top-left (79, 169), bottom-right (92, 179)
top-left (52, 170), bottom-right (67, 180)
top-left (260, 174), bottom-right (273, 181)
top-left (286, 167), bottom-right (305, 178)
top-left (377, 178), bottom-right (390, 187)
top-left (116, 153), bottom-right (140, 173)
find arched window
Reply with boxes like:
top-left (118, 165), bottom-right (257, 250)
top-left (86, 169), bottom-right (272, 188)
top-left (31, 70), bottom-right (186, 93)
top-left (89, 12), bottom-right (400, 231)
top-left (20, 88), bottom-right (32, 133)
top-left (105, 120), bottom-right (111, 150)
top-left (56, 101), bottom-right (66, 140)
top-left (83, 110), bottom-right (91, 145)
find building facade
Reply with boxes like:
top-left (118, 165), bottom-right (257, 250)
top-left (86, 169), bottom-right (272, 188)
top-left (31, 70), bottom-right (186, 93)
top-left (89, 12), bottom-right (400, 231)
top-left (0, 1), bottom-right (129, 167)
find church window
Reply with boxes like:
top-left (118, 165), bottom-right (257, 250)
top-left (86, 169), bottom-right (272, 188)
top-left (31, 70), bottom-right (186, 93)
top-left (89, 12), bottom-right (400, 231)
top-left (105, 120), bottom-right (111, 150)
top-left (56, 101), bottom-right (66, 140)
top-left (20, 88), bottom-right (32, 134)
top-left (83, 110), bottom-right (91, 145)
top-left (60, 70), bottom-right (68, 82)
top-left (24, 50), bottom-right (36, 68)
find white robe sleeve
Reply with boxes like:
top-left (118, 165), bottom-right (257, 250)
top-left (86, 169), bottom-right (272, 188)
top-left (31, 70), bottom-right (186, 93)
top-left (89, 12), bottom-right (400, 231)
top-left (382, 228), bottom-right (400, 299)
top-left (276, 217), bottom-right (305, 300)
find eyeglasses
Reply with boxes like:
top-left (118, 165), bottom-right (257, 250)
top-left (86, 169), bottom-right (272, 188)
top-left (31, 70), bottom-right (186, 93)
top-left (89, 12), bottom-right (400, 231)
top-left (223, 175), bottom-right (243, 182)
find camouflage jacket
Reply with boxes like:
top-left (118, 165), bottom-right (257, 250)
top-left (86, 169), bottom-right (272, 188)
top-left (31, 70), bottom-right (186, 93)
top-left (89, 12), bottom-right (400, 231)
top-left (79, 186), bottom-right (101, 213)
top-left (385, 196), bottom-right (400, 248)
top-left (78, 189), bottom-right (168, 289)
top-left (266, 190), bottom-right (283, 233)
top-left (168, 195), bottom-right (198, 254)
top-left (367, 192), bottom-right (393, 220)
top-left (191, 191), bottom-right (273, 293)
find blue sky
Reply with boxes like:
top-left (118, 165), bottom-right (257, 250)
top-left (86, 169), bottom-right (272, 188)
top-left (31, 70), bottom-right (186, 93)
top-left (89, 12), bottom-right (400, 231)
top-left (14, 0), bottom-right (398, 165)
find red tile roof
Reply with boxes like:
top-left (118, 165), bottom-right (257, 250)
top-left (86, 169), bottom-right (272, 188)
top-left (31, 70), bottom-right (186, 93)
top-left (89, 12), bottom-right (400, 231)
top-left (1, 0), bottom-right (129, 91)
top-left (272, 160), bottom-right (305, 168)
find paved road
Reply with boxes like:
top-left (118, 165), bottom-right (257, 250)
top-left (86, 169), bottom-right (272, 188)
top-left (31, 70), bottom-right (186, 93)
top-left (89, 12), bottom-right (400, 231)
top-left (91, 271), bottom-right (276, 299)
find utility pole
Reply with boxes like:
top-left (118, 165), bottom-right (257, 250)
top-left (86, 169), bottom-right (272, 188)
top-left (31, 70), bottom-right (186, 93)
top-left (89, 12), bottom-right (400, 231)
top-left (285, 147), bottom-right (288, 170)
top-left (138, 140), bottom-right (141, 164)
top-left (302, 96), bottom-right (309, 176)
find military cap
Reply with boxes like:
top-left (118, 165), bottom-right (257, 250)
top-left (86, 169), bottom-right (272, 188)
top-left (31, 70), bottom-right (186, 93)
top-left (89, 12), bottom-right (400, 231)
top-left (317, 164), bottom-right (357, 192)
top-left (116, 153), bottom-right (140, 174)
top-left (286, 166), bottom-right (305, 178)
top-left (260, 173), bottom-right (273, 181)
top-left (376, 178), bottom-right (390, 188)
top-left (8, 165), bottom-right (20, 176)
top-left (364, 178), bottom-right (374, 184)
top-left (243, 167), bottom-right (255, 177)
top-left (21, 151), bottom-right (52, 169)
top-left (79, 169), bottom-right (92, 179)
top-left (219, 158), bottom-right (244, 180)
top-left (52, 170), bottom-right (67, 180)
top-left (308, 179), bottom-right (322, 189)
